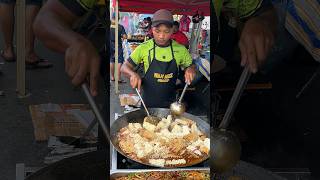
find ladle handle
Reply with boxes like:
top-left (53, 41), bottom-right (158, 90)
top-left (219, 66), bottom-right (251, 129)
top-left (135, 88), bottom-right (150, 116)
top-left (178, 83), bottom-right (188, 103)
top-left (81, 83), bottom-right (110, 140)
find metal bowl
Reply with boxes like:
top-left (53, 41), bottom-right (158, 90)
top-left (170, 101), bottom-right (186, 116)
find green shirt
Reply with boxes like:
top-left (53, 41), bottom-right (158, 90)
top-left (129, 39), bottom-right (192, 73)
top-left (214, 0), bottom-right (263, 19)
top-left (77, 0), bottom-right (97, 10)
top-left (59, 0), bottom-right (100, 16)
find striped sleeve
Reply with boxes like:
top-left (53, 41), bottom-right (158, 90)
top-left (285, 0), bottom-right (320, 62)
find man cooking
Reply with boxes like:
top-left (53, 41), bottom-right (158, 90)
top-left (121, 9), bottom-right (196, 108)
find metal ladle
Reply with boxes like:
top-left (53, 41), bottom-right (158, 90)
top-left (170, 83), bottom-right (188, 116)
top-left (211, 66), bottom-right (251, 173)
top-left (81, 83), bottom-right (110, 141)
top-left (135, 88), bottom-right (161, 125)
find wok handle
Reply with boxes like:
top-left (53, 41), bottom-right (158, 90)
top-left (219, 66), bottom-right (251, 129)
top-left (81, 83), bottom-right (110, 140)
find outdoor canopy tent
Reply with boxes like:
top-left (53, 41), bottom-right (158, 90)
top-left (118, 0), bottom-right (210, 16)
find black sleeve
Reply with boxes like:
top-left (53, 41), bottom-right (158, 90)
top-left (127, 57), bottom-right (138, 67)
top-left (252, 0), bottom-right (274, 17)
top-left (58, 0), bottom-right (90, 17)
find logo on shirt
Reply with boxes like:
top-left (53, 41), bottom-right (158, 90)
top-left (154, 73), bottom-right (173, 83)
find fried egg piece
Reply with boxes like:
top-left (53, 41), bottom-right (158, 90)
top-left (143, 121), bottom-right (156, 132)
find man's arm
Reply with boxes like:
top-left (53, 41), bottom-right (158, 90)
top-left (121, 46), bottom-right (143, 91)
top-left (121, 60), bottom-right (142, 91)
top-left (239, 6), bottom-right (278, 73)
top-left (121, 60), bottom-right (136, 78)
top-left (180, 49), bottom-right (196, 84)
top-left (185, 65), bottom-right (196, 85)
top-left (33, 0), bottom-right (81, 53)
top-left (33, 0), bottom-right (101, 96)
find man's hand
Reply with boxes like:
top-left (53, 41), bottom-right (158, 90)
top-left (33, 0), bottom-right (101, 96)
top-left (65, 38), bottom-right (100, 96)
top-left (121, 60), bottom-right (142, 91)
top-left (129, 72), bottom-right (142, 91)
top-left (184, 65), bottom-right (196, 85)
top-left (239, 11), bottom-right (277, 73)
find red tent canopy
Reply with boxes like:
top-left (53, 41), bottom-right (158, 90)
top-left (118, 0), bottom-right (210, 16)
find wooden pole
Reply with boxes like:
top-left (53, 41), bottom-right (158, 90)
top-left (194, 20), bottom-right (203, 53)
top-left (114, 0), bottom-right (119, 94)
top-left (189, 23), bottom-right (196, 54)
top-left (16, 0), bottom-right (26, 97)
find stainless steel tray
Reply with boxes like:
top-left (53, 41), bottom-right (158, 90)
top-left (110, 168), bottom-right (210, 179)
top-left (110, 161), bottom-right (288, 180)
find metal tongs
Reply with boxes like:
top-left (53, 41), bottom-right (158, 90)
top-left (135, 88), bottom-right (161, 125)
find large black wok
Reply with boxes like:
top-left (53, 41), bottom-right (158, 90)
top-left (110, 108), bottom-right (210, 168)
top-left (25, 151), bottom-right (285, 180)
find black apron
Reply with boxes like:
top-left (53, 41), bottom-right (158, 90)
top-left (142, 40), bottom-right (178, 108)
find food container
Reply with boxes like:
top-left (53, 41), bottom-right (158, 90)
top-left (110, 168), bottom-right (209, 180)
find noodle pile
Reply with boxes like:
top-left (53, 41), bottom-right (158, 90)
top-left (114, 171), bottom-right (210, 180)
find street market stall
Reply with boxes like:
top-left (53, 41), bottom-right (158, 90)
top-left (109, 0), bottom-right (214, 178)
top-left (111, 0), bottom-right (211, 93)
